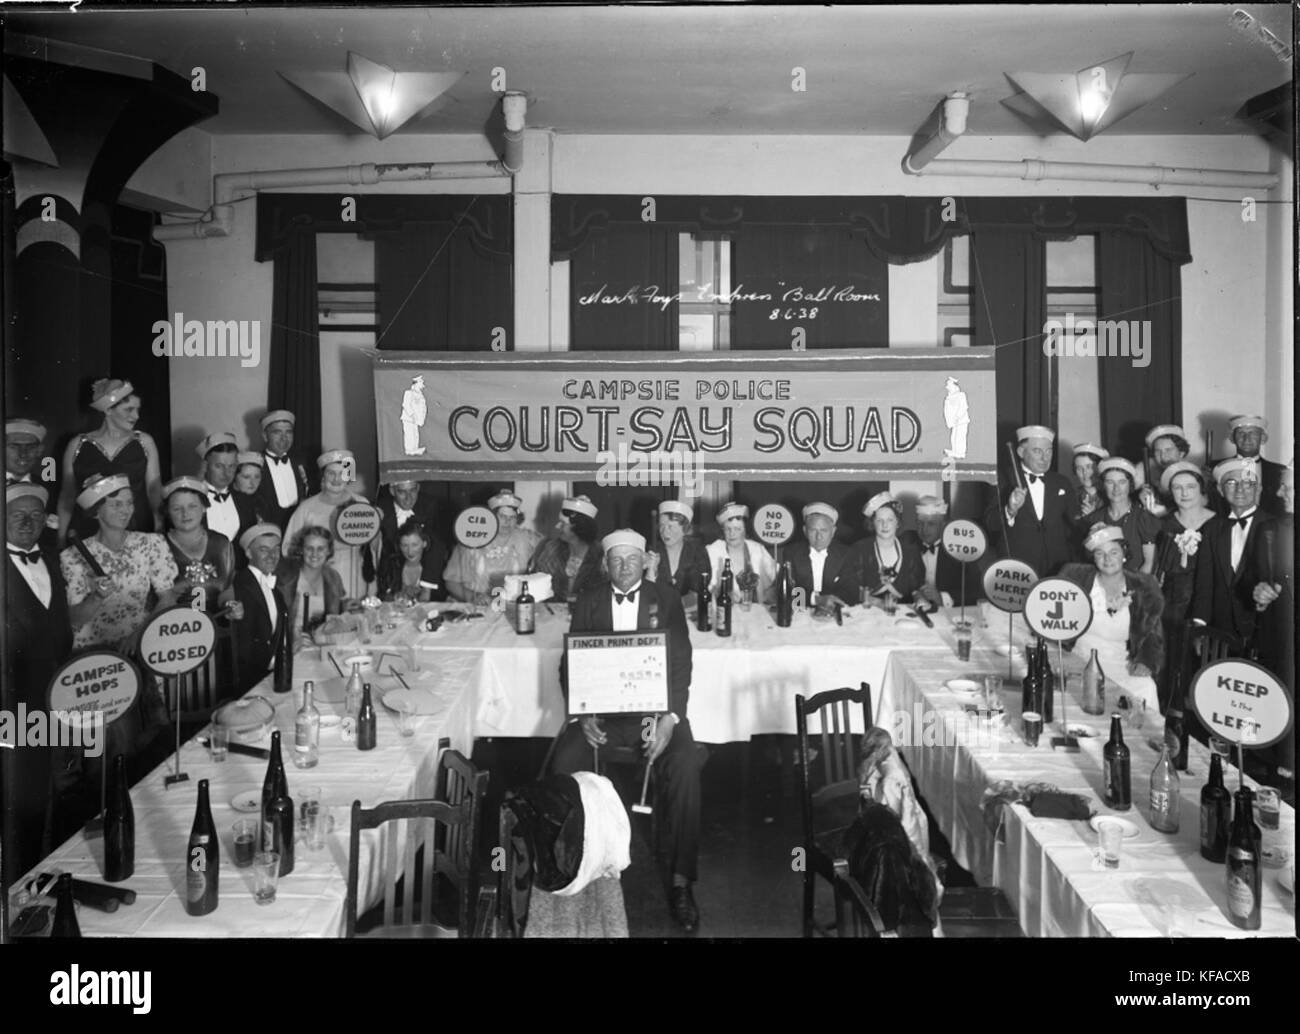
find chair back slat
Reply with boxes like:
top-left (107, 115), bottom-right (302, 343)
top-left (418, 818), bottom-right (437, 927)
top-left (383, 819), bottom-right (399, 928)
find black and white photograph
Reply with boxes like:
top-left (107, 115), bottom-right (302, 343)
top-left (0, 0), bottom-right (1294, 993)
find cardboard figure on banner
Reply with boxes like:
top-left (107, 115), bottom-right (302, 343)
top-left (943, 376), bottom-right (970, 460)
top-left (400, 375), bottom-right (428, 456)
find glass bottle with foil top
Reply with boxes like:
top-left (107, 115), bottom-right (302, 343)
top-left (1148, 742), bottom-right (1180, 833)
top-left (293, 681), bottom-right (320, 769)
top-left (1080, 648), bottom-right (1105, 715)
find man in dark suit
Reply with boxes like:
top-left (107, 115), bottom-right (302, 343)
top-left (907, 495), bottom-right (985, 608)
top-left (1227, 415), bottom-right (1287, 518)
top-left (373, 479), bottom-right (441, 571)
top-left (6, 419), bottom-right (58, 553)
top-left (227, 523), bottom-right (287, 693)
top-left (554, 529), bottom-right (701, 932)
top-left (198, 432), bottom-right (262, 559)
top-left (985, 425), bottom-right (1074, 577)
top-left (1251, 464), bottom-right (1294, 781)
top-left (786, 502), bottom-right (857, 607)
top-left (253, 410), bottom-right (313, 530)
top-left (1191, 458), bottom-right (1279, 649)
top-left (3, 483), bottom-right (74, 883)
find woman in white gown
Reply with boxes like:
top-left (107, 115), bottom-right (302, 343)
top-left (1060, 524), bottom-right (1165, 712)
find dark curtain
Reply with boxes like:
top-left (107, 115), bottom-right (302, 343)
top-left (375, 221), bottom-right (512, 351)
top-left (733, 223), bottom-right (887, 349)
top-left (569, 222), bottom-right (679, 350)
top-left (1096, 233), bottom-right (1183, 463)
top-left (267, 229), bottom-right (322, 462)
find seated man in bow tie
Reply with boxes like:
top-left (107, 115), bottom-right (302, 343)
top-left (1225, 415), bottom-right (1287, 518)
top-left (985, 425), bottom-right (1075, 577)
top-left (253, 410), bottom-right (313, 529)
top-left (226, 523), bottom-right (286, 694)
top-left (904, 495), bottom-right (985, 609)
top-left (3, 482), bottom-right (74, 883)
top-left (198, 432), bottom-right (262, 561)
top-left (554, 530), bottom-right (702, 933)
top-left (366, 478), bottom-right (443, 585)
top-left (786, 502), bottom-right (856, 610)
top-left (1191, 459), bottom-right (1279, 650)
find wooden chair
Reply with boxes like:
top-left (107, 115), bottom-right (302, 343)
top-left (795, 682), bottom-right (873, 938)
top-left (162, 621), bottom-right (241, 726)
top-left (344, 748), bottom-right (488, 938)
top-left (831, 863), bottom-right (886, 938)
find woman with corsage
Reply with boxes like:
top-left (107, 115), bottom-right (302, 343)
top-left (705, 501), bottom-right (776, 605)
top-left (849, 492), bottom-right (925, 607)
top-left (1060, 524), bottom-right (1164, 713)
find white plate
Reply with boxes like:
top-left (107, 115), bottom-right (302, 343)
top-left (382, 688), bottom-right (440, 715)
top-left (1066, 723), bottom-right (1096, 739)
top-left (319, 713), bottom-right (342, 730)
top-left (1090, 815), bottom-right (1140, 838)
top-left (944, 679), bottom-right (983, 700)
top-left (994, 644), bottom-right (1026, 657)
top-left (230, 788), bottom-right (261, 813)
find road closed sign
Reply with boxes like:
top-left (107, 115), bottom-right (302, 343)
top-left (1022, 577), bottom-right (1094, 642)
top-left (1189, 659), bottom-right (1293, 750)
top-left (138, 607), bottom-right (216, 678)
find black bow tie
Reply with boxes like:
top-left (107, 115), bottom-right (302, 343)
top-left (211, 491), bottom-right (229, 504)
top-left (614, 589), bottom-right (638, 605)
top-left (267, 454), bottom-right (289, 465)
top-left (1232, 514), bottom-right (1254, 530)
top-left (921, 543), bottom-right (938, 554)
top-left (8, 548), bottom-right (41, 565)
top-left (1025, 473), bottom-right (1042, 485)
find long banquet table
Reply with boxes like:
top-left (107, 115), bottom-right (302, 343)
top-left (17, 599), bottom-right (1295, 937)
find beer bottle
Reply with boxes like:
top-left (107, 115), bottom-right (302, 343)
top-left (357, 682), bottom-right (377, 750)
top-left (516, 580), bottom-right (535, 635)
top-left (696, 572), bottom-right (712, 632)
top-left (1081, 648), bottom-right (1105, 715)
top-left (1021, 638), bottom-right (1041, 715)
top-left (293, 681), bottom-right (320, 769)
top-left (261, 731), bottom-right (289, 849)
top-left (1036, 637), bottom-right (1054, 724)
top-left (51, 872), bottom-right (81, 938)
top-left (1148, 741), bottom-right (1180, 833)
top-left (273, 622), bottom-right (293, 694)
top-left (185, 779), bottom-right (220, 916)
top-left (775, 562), bottom-right (793, 628)
top-left (345, 661), bottom-right (364, 717)
top-left (1199, 753), bottom-right (1231, 862)
top-left (268, 794), bottom-right (296, 877)
top-left (103, 753), bottom-right (134, 882)
top-left (1226, 787), bottom-right (1261, 930)
top-left (1103, 713), bottom-right (1131, 811)
top-left (716, 561), bottom-right (733, 638)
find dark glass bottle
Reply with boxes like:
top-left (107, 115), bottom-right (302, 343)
top-left (103, 753), bottom-right (134, 883)
top-left (1103, 713), bottom-right (1131, 811)
top-left (1199, 753), bottom-right (1231, 863)
top-left (1165, 701), bottom-right (1190, 772)
top-left (1226, 787), bottom-right (1262, 930)
top-left (273, 624), bottom-right (293, 694)
top-left (268, 794), bottom-right (295, 876)
top-left (775, 562), bottom-right (793, 628)
top-left (185, 779), bottom-right (220, 916)
top-left (51, 872), bottom-right (81, 938)
top-left (302, 593), bottom-right (311, 633)
top-left (715, 561), bottom-right (733, 638)
top-left (696, 572), bottom-right (712, 632)
top-left (516, 580), bottom-right (535, 634)
top-left (1020, 638), bottom-right (1041, 715)
top-left (261, 731), bottom-right (289, 850)
top-left (357, 682), bottom-right (377, 750)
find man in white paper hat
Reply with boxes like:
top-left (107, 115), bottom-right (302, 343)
top-left (1227, 415), bottom-right (1286, 517)
top-left (374, 477), bottom-right (442, 580)
top-left (228, 523), bottom-right (288, 692)
top-left (254, 409), bottom-right (312, 529)
top-left (904, 495), bottom-right (983, 608)
top-left (198, 430), bottom-right (262, 549)
top-left (985, 425), bottom-right (1074, 576)
top-left (553, 528), bottom-right (702, 933)
top-left (5, 418), bottom-right (46, 486)
top-left (786, 502), bottom-right (854, 607)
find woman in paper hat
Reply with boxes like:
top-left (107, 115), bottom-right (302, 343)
top-left (1093, 457), bottom-right (1160, 574)
top-left (1059, 523), bottom-right (1163, 713)
top-left (647, 499), bottom-right (711, 597)
top-left (161, 475), bottom-right (236, 612)
top-left (1069, 442), bottom-right (1109, 523)
top-left (58, 377), bottom-right (162, 545)
top-left (233, 451), bottom-right (265, 498)
top-left (705, 502), bottom-right (776, 604)
top-left (283, 449), bottom-right (376, 599)
top-left (527, 494), bottom-right (604, 602)
top-left (444, 489), bottom-right (539, 604)
top-left (850, 492), bottom-right (925, 606)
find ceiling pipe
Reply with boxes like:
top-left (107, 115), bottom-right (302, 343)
top-left (155, 92), bottom-right (529, 241)
top-left (903, 93), bottom-right (970, 174)
top-left (905, 157), bottom-right (1278, 189)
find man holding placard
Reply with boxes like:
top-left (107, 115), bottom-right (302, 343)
top-left (555, 530), bottom-right (701, 932)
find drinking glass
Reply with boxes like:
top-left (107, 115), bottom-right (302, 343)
top-left (1256, 787), bottom-right (1280, 830)
top-left (1021, 711), bottom-right (1042, 748)
top-left (232, 820), bottom-right (258, 868)
top-left (984, 674), bottom-right (1004, 714)
top-left (1097, 820), bottom-right (1123, 869)
top-left (253, 852), bottom-right (281, 905)
top-left (954, 623), bottom-right (972, 662)
top-left (298, 788), bottom-right (325, 851)
top-left (209, 726), bottom-right (229, 763)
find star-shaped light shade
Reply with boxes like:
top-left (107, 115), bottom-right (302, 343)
top-left (1002, 53), bottom-right (1191, 141)
top-left (279, 52), bottom-right (463, 139)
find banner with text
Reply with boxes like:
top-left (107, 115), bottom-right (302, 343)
top-left (372, 348), bottom-right (996, 483)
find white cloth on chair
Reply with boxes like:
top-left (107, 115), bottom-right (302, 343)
top-left (553, 771), bottom-right (630, 896)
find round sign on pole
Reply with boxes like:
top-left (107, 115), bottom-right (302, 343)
top-left (941, 519), bottom-right (988, 564)
top-left (1189, 658), bottom-right (1294, 750)
top-left (753, 503), bottom-right (795, 546)
top-left (1022, 577), bottom-right (1094, 642)
top-left (454, 505), bottom-right (498, 549)
top-left (138, 606), bottom-right (216, 678)
top-left (46, 650), bottom-right (141, 729)
top-left (334, 501), bottom-right (382, 547)
top-left (982, 559), bottom-right (1038, 614)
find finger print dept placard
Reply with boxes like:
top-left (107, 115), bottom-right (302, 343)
top-left (565, 631), bottom-right (670, 716)
top-left (371, 348), bottom-right (996, 483)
